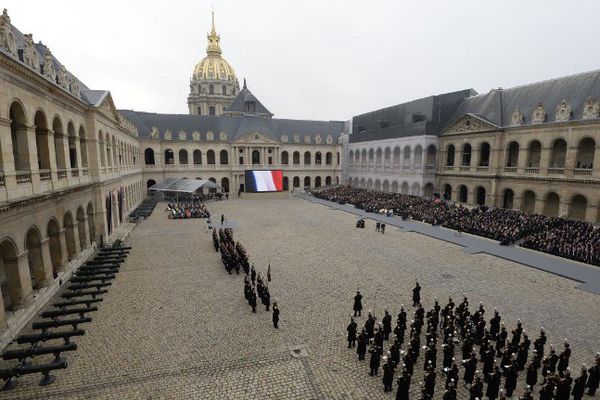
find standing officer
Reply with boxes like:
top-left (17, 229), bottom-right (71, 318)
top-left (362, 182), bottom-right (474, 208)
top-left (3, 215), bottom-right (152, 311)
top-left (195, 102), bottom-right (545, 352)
top-left (272, 302), bottom-right (280, 328)
top-left (412, 282), bottom-right (421, 307)
top-left (347, 316), bottom-right (357, 348)
top-left (353, 290), bottom-right (363, 317)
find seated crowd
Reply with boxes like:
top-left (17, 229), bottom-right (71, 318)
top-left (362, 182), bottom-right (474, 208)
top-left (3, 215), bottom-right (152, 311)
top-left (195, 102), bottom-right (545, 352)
top-left (310, 186), bottom-right (600, 266)
top-left (166, 201), bottom-right (210, 219)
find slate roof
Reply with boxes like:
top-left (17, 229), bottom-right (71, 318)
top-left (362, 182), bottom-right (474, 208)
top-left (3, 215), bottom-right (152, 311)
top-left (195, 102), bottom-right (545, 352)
top-left (350, 89), bottom-right (476, 143)
top-left (224, 82), bottom-right (273, 117)
top-left (0, 10), bottom-right (118, 109)
top-left (118, 110), bottom-right (346, 143)
top-left (444, 69), bottom-right (600, 130)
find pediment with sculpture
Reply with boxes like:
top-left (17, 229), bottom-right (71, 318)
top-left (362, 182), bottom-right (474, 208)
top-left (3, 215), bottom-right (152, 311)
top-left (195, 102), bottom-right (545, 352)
top-left (235, 132), bottom-right (279, 144)
top-left (443, 114), bottom-right (499, 135)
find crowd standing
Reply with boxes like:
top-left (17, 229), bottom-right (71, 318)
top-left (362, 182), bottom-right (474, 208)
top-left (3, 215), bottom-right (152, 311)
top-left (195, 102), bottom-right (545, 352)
top-left (166, 200), bottom-right (210, 219)
top-left (311, 186), bottom-right (600, 266)
top-left (347, 283), bottom-right (600, 400)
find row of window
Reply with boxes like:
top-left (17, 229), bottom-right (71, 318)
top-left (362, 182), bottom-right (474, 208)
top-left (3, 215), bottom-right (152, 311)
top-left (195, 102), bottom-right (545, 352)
top-left (144, 148), bottom-right (341, 166)
top-left (441, 184), bottom-right (594, 222)
top-left (445, 138), bottom-right (596, 169)
top-left (347, 177), bottom-right (435, 197)
top-left (5, 100), bottom-right (137, 181)
top-left (348, 144), bottom-right (437, 166)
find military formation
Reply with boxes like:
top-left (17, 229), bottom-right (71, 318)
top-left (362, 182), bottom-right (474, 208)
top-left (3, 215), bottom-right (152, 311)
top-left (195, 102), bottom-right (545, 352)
top-left (211, 217), bottom-right (279, 329)
top-left (347, 284), bottom-right (600, 400)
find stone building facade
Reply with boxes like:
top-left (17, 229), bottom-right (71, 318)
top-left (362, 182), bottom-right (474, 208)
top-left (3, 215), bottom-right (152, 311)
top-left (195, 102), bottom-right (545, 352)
top-left (344, 90), bottom-right (474, 196)
top-left (123, 83), bottom-right (344, 194)
top-left (437, 72), bottom-right (600, 223)
top-left (0, 9), bottom-right (143, 347)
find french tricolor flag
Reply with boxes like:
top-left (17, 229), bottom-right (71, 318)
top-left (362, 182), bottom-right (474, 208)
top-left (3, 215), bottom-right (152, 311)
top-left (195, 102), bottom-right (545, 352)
top-left (250, 170), bottom-right (283, 192)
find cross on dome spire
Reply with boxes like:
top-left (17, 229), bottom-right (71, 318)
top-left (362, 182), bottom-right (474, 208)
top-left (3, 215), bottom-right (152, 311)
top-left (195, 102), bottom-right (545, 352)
top-left (206, 10), bottom-right (221, 56)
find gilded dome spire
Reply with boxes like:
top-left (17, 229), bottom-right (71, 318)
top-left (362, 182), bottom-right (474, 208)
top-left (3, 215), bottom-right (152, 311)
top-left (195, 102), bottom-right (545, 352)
top-left (206, 10), bottom-right (221, 56)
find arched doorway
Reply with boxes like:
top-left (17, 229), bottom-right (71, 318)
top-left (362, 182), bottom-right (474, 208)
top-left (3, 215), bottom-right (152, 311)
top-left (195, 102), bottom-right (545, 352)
top-left (25, 226), bottom-right (45, 290)
top-left (87, 203), bottom-right (95, 245)
top-left (325, 176), bottom-right (332, 186)
top-left (550, 139), bottom-right (566, 168)
top-left (0, 239), bottom-right (22, 311)
top-left (446, 145), bottom-right (455, 166)
top-left (193, 149), bottom-right (202, 164)
top-left (76, 207), bottom-right (87, 250)
top-left (392, 181), bottom-right (399, 193)
top-left (10, 101), bottom-right (30, 171)
top-left (47, 218), bottom-right (62, 276)
top-left (424, 183), bottom-right (434, 198)
top-left (144, 148), bottom-right (155, 165)
top-left (382, 180), bottom-right (389, 192)
top-left (304, 152), bottom-right (311, 165)
top-left (506, 142), bottom-right (519, 167)
top-left (179, 149), bottom-right (188, 164)
top-left (147, 179), bottom-right (156, 189)
top-left (527, 140), bottom-right (541, 167)
top-left (543, 192), bottom-right (560, 217)
top-left (458, 185), bottom-right (468, 203)
top-left (283, 176), bottom-right (289, 191)
top-left (476, 186), bottom-right (486, 205)
top-left (401, 182), bottom-right (409, 194)
top-left (576, 138), bottom-right (595, 169)
top-left (502, 189), bottom-right (514, 209)
top-left (63, 212), bottom-right (77, 261)
top-left (220, 150), bottom-right (228, 165)
top-left (164, 149), bottom-right (174, 164)
top-left (34, 110), bottom-right (51, 171)
top-left (479, 142), bottom-right (490, 166)
top-left (221, 177), bottom-right (230, 193)
top-left (569, 195), bottom-right (588, 220)
top-left (521, 190), bottom-right (536, 213)
top-left (293, 177), bottom-right (300, 188)
top-left (304, 176), bottom-right (311, 188)
top-left (443, 184), bottom-right (452, 200)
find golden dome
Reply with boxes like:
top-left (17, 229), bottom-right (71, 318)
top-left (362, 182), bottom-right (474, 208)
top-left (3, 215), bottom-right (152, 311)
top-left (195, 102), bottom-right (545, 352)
top-left (192, 12), bottom-right (238, 83)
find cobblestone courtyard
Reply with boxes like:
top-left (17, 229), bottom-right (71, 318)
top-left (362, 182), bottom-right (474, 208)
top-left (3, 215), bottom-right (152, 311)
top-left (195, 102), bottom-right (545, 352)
top-left (2, 195), bottom-right (600, 400)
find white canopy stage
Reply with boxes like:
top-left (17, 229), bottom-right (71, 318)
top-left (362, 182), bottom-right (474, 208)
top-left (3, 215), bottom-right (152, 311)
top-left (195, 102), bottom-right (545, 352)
top-left (148, 178), bottom-right (220, 197)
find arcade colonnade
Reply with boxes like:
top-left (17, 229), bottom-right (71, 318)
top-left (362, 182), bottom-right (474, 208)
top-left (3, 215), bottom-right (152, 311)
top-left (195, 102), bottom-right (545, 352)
top-left (345, 136), bottom-right (438, 197)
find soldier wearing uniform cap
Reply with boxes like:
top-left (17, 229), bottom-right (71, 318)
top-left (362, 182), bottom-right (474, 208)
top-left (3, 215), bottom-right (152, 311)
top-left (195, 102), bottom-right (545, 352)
top-left (468, 375), bottom-right (482, 400)
top-left (353, 290), bottom-right (363, 317)
top-left (382, 355), bottom-right (395, 392)
top-left (346, 316), bottom-right (357, 348)
top-left (572, 365), bottom-right (587, 400)
top-left (395, 369), bottom-right (411, 400)
top-left (587, 353), bottom-right (600, 395)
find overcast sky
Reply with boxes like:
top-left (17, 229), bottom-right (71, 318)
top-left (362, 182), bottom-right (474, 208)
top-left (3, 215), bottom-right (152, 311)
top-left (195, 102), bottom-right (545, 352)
top-left (5, 0), bottom-right (600, 121)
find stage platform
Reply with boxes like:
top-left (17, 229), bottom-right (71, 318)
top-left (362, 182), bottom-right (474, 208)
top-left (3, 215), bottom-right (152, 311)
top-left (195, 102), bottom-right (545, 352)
top-left (239, 191), bottom-right (289, 199)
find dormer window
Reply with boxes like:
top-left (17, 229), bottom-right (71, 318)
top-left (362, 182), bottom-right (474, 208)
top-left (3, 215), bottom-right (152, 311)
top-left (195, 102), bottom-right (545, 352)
top-left (245, 101), bottom-right (256, 114)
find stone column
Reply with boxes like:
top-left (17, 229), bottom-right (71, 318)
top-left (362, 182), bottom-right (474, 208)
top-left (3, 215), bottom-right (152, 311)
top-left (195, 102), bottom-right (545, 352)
top-left (25, 125), bottom-right (41, 189)
top-left (539, 146), bottom-right (551, 175)
top-left (11, 252), bottom-right (33, 308)
top-left (81, 217), bottom-right (90, 250)
top-left (58, 228), bottom-right (69, 268)
top-left (40, 239), bottom-right (55, 286)
top-left (72, 224), bottom-right (82, 256)
top-left (0, 291), bottom-right (6, 330)
top-left (593, 145), bottom-right (600, 177)
top-left (0, 117), bottom-right (17, 190)
top-left (516, 146), bottom-right (527, 173)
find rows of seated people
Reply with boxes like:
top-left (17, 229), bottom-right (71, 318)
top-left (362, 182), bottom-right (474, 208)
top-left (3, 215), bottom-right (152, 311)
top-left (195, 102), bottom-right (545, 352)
top-left (166, 201), bottom-right (210, 219)
top-left (310, 186), bottom-right (600, 266)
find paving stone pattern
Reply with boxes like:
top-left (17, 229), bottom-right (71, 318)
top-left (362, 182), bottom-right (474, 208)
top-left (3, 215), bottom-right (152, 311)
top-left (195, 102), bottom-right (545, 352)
top-left (1, 196), bottom-right (599, 399)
